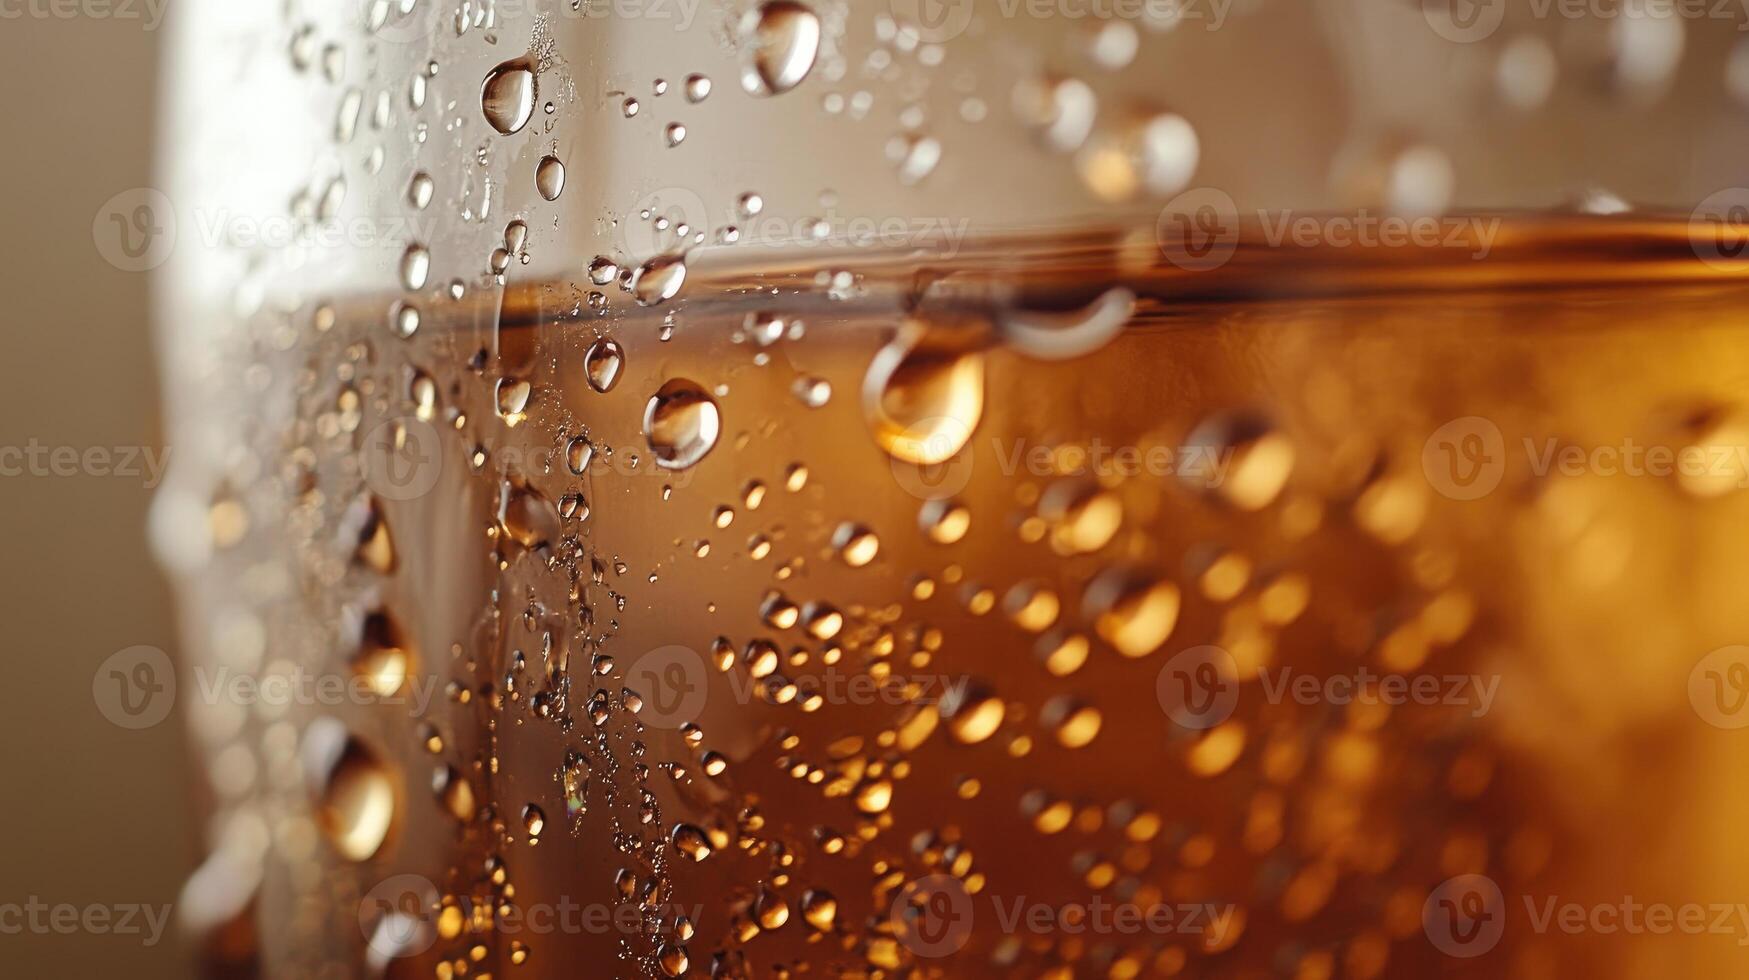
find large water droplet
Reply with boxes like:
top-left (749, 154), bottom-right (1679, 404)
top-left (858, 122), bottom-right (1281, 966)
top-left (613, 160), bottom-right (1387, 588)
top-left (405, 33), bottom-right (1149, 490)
top-left (1083, 565), bottom-right (1180, 658)
top-left (584, 337), bottom-right (625, 393)
top-left (671, 822), bottom-right (713, 861)
top-left (631, 252), bottom-right (688, 306)
top-left (400, 244), bottom-right (430, 290)
top-left (643, 379), bottom-right (722, 471)
top-left (481, 58), bottom-right (537, 136)
top-left (348, 608), bottom-right (412, 697)
top-left (738, 1), bottom-right (822, 97)
top-left (302, 720), bottom-right (395, 862)
top-left (863, 318), bottom-right (986, 465)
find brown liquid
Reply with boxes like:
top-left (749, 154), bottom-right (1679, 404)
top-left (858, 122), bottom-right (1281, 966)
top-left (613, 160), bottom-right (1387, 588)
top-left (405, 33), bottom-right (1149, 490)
top-left (183, 218), bottom-right (1749, 978)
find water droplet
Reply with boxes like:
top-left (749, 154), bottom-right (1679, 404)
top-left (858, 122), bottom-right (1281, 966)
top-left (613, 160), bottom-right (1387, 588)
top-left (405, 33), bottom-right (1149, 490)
top-left (737, 192), bottom-right (765, 218)
top-left (390, 301), bottom-right (421, 339)
top-left (400, 244), bottom-right (431, 290)
top-left (535, 155), bottom-right (566, 200)
top-left (584, 337), bottom-right (625, 393)
top-left (891, 133), bottom-right (942, 184)
top-left (755, 886), bottom-right (790, 929)
top-left (863, 318), bottom-right (985, 465)
top-left (1040, 480), bottom-right (1122, 555)
top-left (745, 310), bottom-right (787, 346)
top-left (792, 376), bottom-right (832, 408)
top-left (801, 890), bottom-right (837, 930)
top-left (671, 822), bottom-right (712, 861)
top-left (302, 720), bottom-right (395, 862)
top-left (481, 57), bottom-right (537, 136)
top-left (347, 496), bottom-right (397, 573)
top-left (434, 765), bottom-right (476, 822)
top-left (588, 256), bottom-right (620, 285)
top-left (1042, 696), bottom-right (1102, 748)
top-left (684, 73), bottom-right (713, 102)
top-left (566, 436), bottom-right (595, 474)
top-left (941, 682), bottom-right (1004, 744)
top-left (631, 252), bottom-right (688, 306)
top-left (1014, 74), bottom-right (1098, 153)
top-left (522, 803), bottom-right (546, 839)
top-left (853, 776), bottom-right (894, 814)
top-left (831, 522), bottom-right (880, 567)
top-left (643, 378), bottom-right (721, 471)
top-left (496, 377), bottom-right (532, 426)
top-left (1083, 565), bottom-right (1180, 658)
top-left (349, 609), bottom-right (412, 697)
top-left (1004, 581), bottom-right (1060, 632)
top-left (622, 97), bottom-right (640, 117)
top-left (1181, 410), bottom-right (1294, 511)
top-left (760, 591), bottom-right (800, 629)
top-left (407, 171), bottom-right (434, 209)
top-left (1077, 109), bottom-right (1200, 202)
top-left (664, 122), bottom-right (687, 147)
top-left (497, 482), bottom-right (560, 550)
top-left (918, 498), bottom-right (970, 544)
top-left (738, 1), bottom-right (822, 96)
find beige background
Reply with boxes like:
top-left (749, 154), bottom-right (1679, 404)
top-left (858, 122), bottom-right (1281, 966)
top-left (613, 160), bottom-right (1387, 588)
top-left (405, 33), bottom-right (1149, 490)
top-left (0, 9), bottom-right (194, 978)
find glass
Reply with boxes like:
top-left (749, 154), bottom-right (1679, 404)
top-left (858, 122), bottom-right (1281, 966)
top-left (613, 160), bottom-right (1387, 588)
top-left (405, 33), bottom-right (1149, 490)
top-left (155, 2), bottom-right (1749, 976)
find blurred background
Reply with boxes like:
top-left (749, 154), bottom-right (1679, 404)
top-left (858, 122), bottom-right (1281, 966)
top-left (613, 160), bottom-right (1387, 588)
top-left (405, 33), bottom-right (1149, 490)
top-left (0, 10), bottom-right (193, 978)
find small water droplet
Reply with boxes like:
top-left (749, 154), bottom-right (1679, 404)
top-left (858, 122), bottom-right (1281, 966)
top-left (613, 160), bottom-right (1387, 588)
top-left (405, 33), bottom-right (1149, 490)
top-left (584, 337), bottom-right (625, 393)
top-left (535, 155), bottom-right (566, 200)
top-left (407, 171), bottom-right (434, 209)
top-left (400, 244), bottom-right (431, 290)
top-left (831, 522), bottom-right (880, 567)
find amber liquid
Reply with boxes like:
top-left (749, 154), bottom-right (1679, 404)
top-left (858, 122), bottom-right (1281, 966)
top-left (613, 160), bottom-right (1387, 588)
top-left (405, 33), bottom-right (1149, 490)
top-left (190, 218), bottom-right (1749, 979)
